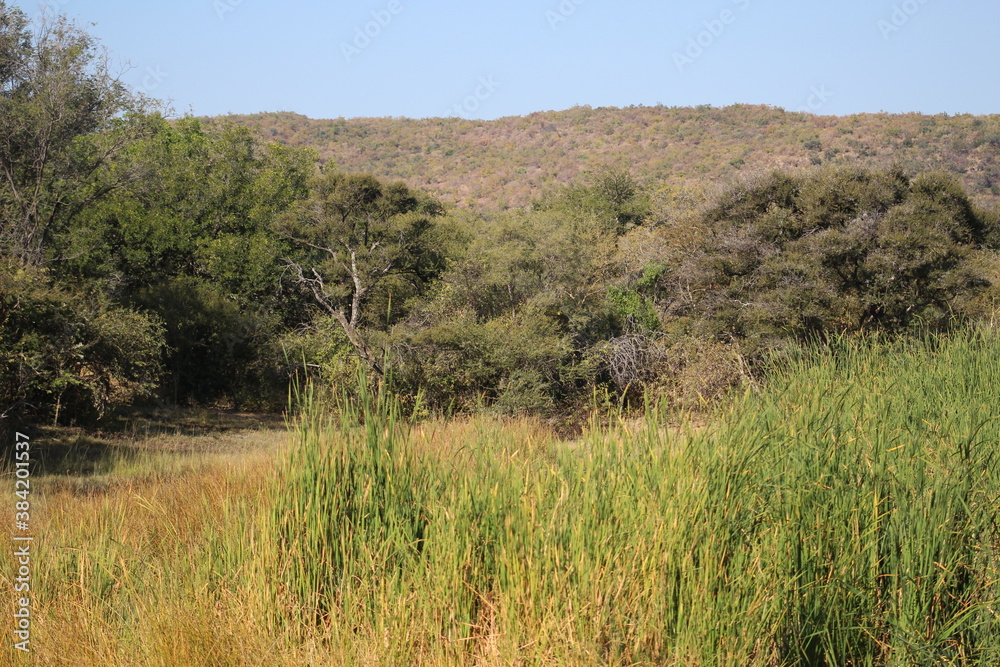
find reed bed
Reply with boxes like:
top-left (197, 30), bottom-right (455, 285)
top-left (6, 328), bottom-right (1000, 664)
top-left (269, 329), bottom-right (1000, 664)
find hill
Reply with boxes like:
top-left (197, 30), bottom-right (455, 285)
top-left (204, 104), bottom-right (1000, 210)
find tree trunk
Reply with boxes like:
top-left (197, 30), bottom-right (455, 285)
top-left (333, 310), bottom-right (384, 378)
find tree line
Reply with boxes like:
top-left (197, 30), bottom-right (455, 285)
top-left (3, 4), bottom-right (999, 427)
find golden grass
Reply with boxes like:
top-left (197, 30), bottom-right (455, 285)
top-left (0, 417), bottom-right (298, 666)
top-left (0, 412), bottom-right (568, 666)
top-left (7, 331), bottom-right (1000, 664)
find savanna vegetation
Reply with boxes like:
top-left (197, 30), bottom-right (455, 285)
top-left (8, 330), bottom-right (1000, 664)
top-left (4, 3), bottom-right (1000, 665)
top-left (4, 3), bottom-right (1000, 428)
top-left (212, 104), bottom-right (1000, 212)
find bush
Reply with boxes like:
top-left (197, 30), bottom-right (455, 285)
top-left (0, 264), bottom-right (164, 424)
top-left (132, 276), bottom-right (283, 408)
top-left (277, 315), bottom-right (363, 392)
top-left (392, 308), bottom-right (590, 415)
top-left (669, 166), bottom-right (992, 343)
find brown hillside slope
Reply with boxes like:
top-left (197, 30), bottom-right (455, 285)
top-left (204, 104), bottom-right (1000, 210)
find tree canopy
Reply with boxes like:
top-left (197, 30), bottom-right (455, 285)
top-left (665, 166), bottom-right (991, 344)
top-left (2, 4), bottom-right (999, 426)
top-left (0, 2), bottom-right (153, 266)
top-left (279, 170), bottom-right (445, 375)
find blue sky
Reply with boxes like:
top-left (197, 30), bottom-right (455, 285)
top-left (16, 0), bottom-right (1000, 120)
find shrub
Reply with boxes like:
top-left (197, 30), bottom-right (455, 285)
top-left (392, 308), bottom-right (587, 415)
top-left (277, 315), bottom-right (363, 392)
top-left (0, 264), bottom-right (164, 424)
top-left (131, 276), bottom-right (282, 408)
top-left (669, 166), bottom-right (991, 342)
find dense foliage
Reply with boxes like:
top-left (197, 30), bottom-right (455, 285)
top-left (666, 166), bottom-right (992, 343)
top-left (2, 4), bottom-right (1000, 426)
top-left (0, 262), bottom-right (163, 423)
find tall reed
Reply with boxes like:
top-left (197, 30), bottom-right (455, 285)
top-left (269, 328), bottom-right (1000, 664)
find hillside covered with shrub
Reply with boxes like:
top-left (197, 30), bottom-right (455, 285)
top-left (210, 105), bottom-right (1000, 211)
top-left (4, 3), bottom-right (1000, 430)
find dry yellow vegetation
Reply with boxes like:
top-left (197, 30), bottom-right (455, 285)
top-left (207, 104), bottom-right (1000, 211)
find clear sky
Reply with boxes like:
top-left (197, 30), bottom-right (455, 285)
top-left (15, 0), bottom-right (1000, 120)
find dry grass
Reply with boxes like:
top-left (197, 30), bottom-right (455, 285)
top-left (0, 408), bottom-right (570, 666)
top-left (6, 331), bottom-right (1000, 664)
top-left (0, 411), bottom-right (293, 666)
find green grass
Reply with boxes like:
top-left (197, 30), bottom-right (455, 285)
top-left (7, 327), bottom-right (1000, 664)
top-left (270, 329), bottom-right (1000, 664)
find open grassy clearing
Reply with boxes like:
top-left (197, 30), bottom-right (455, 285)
top-left (5, 329), bottom-right (1000, 665)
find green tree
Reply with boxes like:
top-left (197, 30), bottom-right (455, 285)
top-left (389, 206), bottom-right (619, 412)
top-left (54, 117), bottom-right (316, 405)
top-left (535, 168), bottom-right (650, 233)
top-left (279, 171), bottom-right (444, 376)
top-left (55, 117), bottom-right (313, 305)
top-left (131, 276), bottom-right (278, 406)
top-left (0, 3), bottom-right (153, 266)
top-left (0, 262), bottom-right (164, 424)
top-left (669, 166), bottom-right (991, 342)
